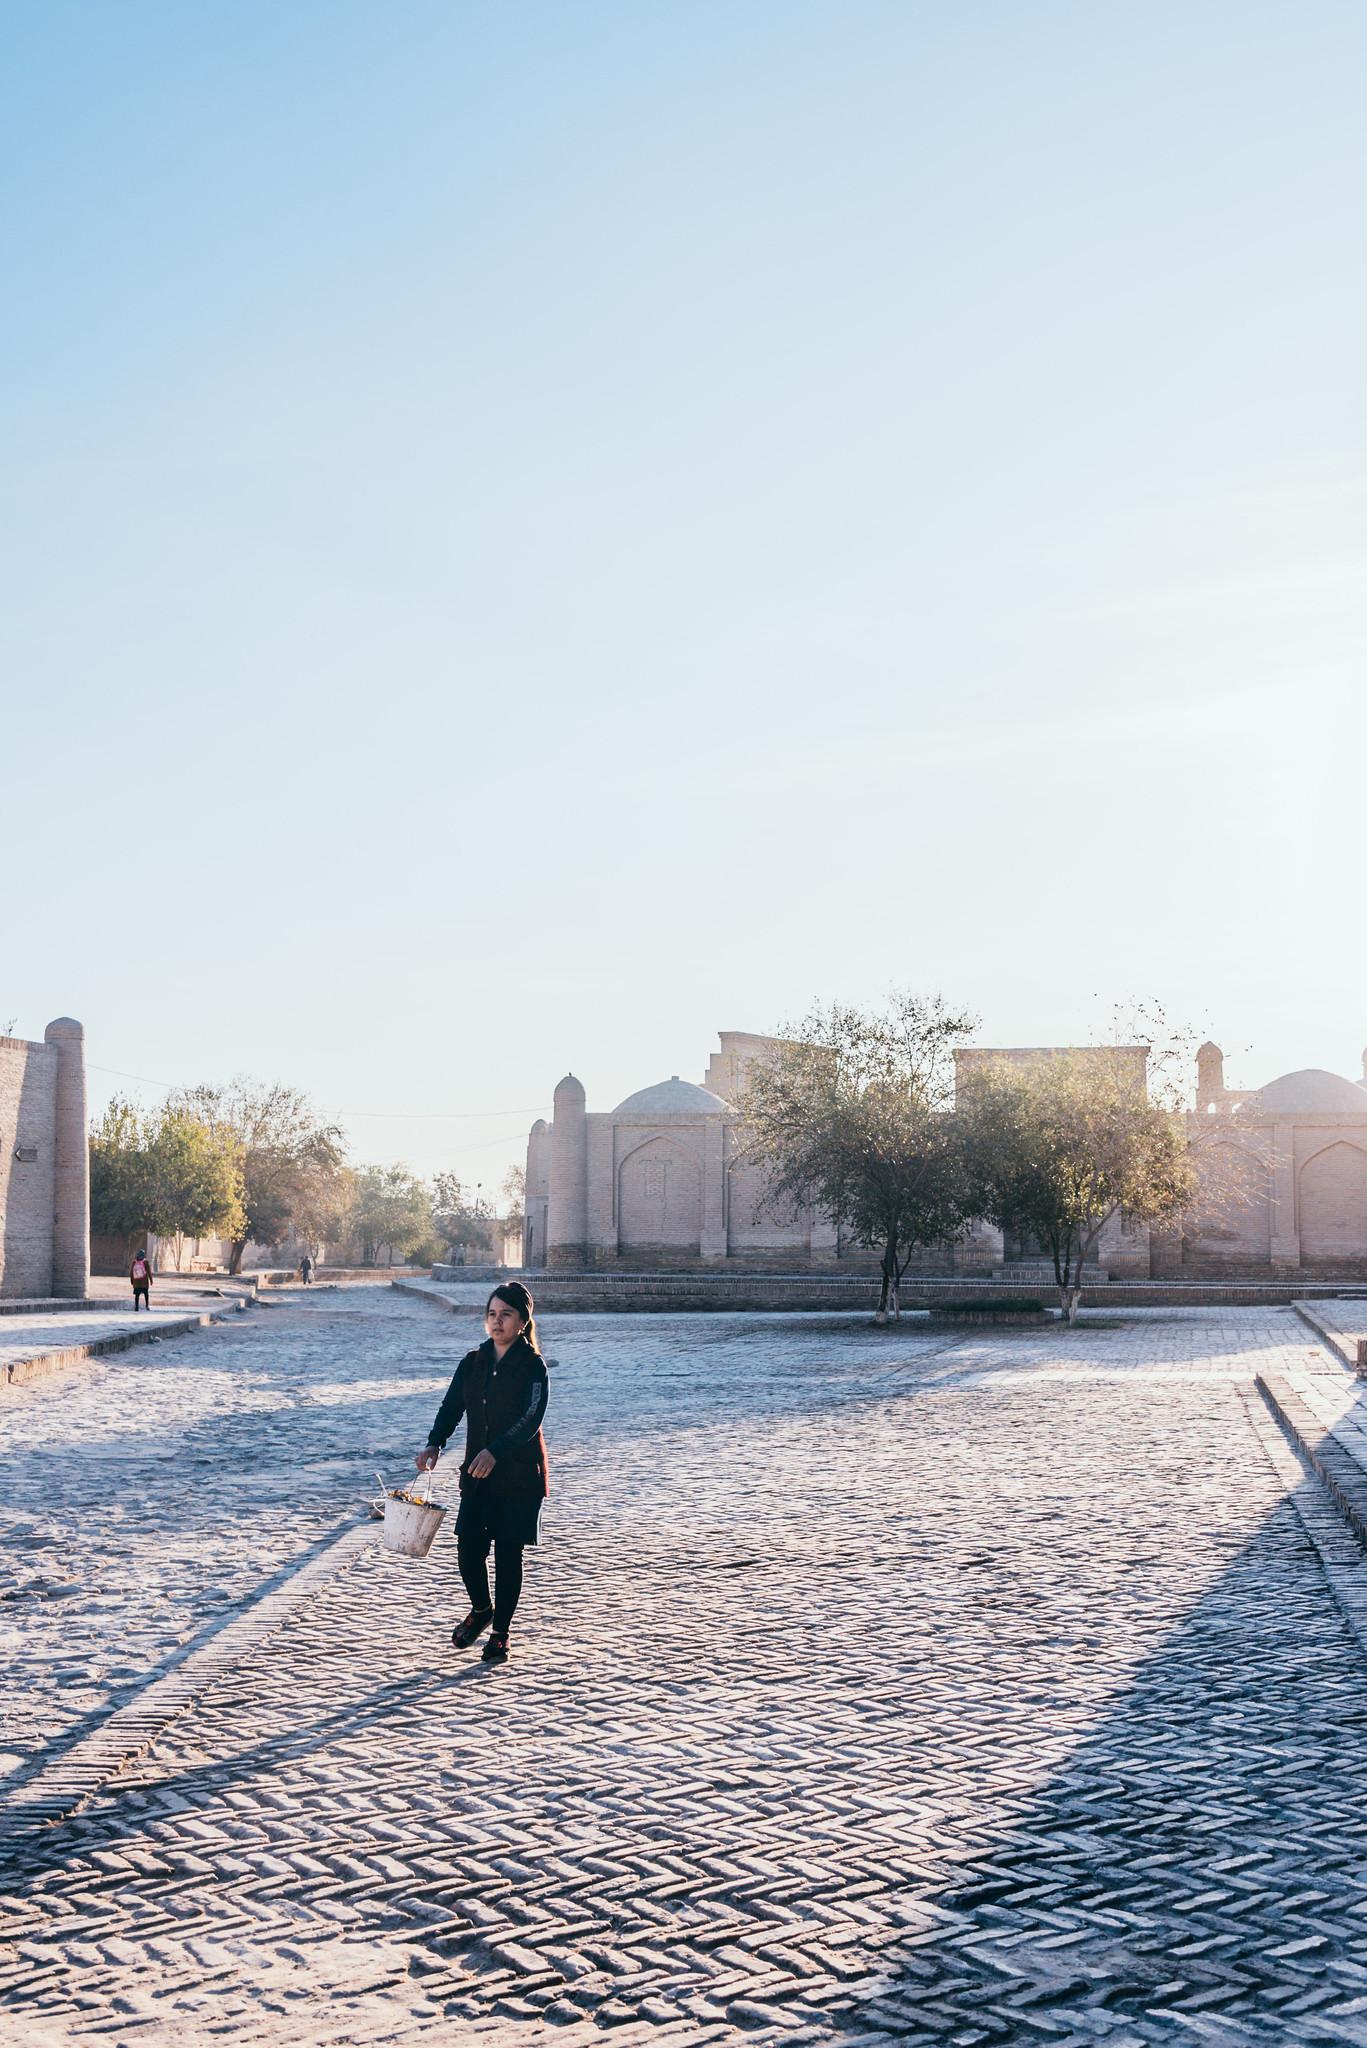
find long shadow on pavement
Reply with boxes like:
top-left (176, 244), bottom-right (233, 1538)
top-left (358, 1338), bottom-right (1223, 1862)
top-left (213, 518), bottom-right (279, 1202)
top-left (826, 1470), bottom-right (1367, 2047)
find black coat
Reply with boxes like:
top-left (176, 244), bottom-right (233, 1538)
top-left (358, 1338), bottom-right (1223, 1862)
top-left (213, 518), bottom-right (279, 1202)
top-left (426, 1335), bottom-right (549, 1502)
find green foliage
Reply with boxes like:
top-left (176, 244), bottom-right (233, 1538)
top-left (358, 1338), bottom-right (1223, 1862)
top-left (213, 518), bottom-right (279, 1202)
top-left (739, 991), bottom-right (979, 1317)
top-left (501, 1164), bottom-right (526, 1241)
top-left (89, 1097), bottom-right (157, 1245)
top-left (147, 1108), bottom-right (247, 1246)
top-left (173, 1080), bottom-right (348, 1271)
top-left (349, 1164), bottom-right (435, 1265)
top-left (430, 1170), bottom-right (495, 1262)
top-left (957, 1047), bottom-right (1199, 1320)
top-left (90, 1097), bottom-right (246, 1259)
top-left (405, 1232), bottom-right (447, 1268)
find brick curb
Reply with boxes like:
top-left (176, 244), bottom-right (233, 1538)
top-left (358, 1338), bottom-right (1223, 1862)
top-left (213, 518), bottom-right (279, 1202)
top-left (0, 1310), bottom-right (222, 1388)
top-left (1293, 1299), bottom-right (1358, 1372)
top-left (1255, 1372), bottom-right (1367, 1550)
top-left (0, 1278), bottom-right (260, 1317)
top-left (0, 1521), bottom-right (378, 1851)
top-left (395, 1277), bottom-right (480, 1315)
top-left (1241, 1388), bottom-right (1367, 1657)
top-left (0, 1296), bottom-right (164, 1318)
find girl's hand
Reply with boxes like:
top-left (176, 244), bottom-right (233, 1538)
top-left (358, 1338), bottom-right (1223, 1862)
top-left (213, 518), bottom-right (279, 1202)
top-left (414, 1447), bottom-right (438, 1472)
top-left (467, 1449), bottom-right (497, 1479)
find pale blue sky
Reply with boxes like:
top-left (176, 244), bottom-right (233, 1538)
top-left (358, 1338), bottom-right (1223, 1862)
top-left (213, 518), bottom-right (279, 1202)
top-left (4, 1), bottom-right (1364, 1192)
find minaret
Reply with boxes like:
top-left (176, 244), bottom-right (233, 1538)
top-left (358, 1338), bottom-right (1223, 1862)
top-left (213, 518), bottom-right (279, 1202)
top-left (524, 1117), bottom-right (551, 1268)
top-left (45, 1017), bottom-right (89, 1298)
top-left (1195, 1041), bottom-right (1225, 1113)
top-left (547, 1074), bottom-right (588, 1268)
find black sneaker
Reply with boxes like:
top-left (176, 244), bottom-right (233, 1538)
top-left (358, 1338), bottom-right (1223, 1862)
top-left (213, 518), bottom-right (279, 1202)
top-left (481, 1630), bottom-right (510, 1665)
top-left (451, 1608), bottom-right (494, 1649)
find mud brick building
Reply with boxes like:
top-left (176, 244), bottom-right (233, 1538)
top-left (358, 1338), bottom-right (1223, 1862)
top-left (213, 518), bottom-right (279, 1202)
top-left (525, 1031), bottom-right (1367, 1281)
top-left (0, 1018), bottom-right (89, 1298)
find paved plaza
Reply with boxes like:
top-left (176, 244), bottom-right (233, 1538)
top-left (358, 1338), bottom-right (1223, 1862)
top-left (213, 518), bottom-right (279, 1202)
top-left (0, 1303), bottom-right (215, 1391)
top-left (3, 1290), bottom-right (1367, 2046)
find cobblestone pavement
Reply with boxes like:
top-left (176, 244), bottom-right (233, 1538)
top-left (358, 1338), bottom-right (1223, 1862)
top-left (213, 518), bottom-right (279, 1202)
top-left (4, 1297), bottom-right (1367, 2046)
top-left (0, 1305), bottom-right (203, 1382)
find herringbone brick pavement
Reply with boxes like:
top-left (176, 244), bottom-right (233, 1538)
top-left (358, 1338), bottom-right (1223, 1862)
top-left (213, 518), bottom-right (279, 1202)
top-left (3, 1293), bottom-right (1314, 1775)
top-left (4, 1308), bottom-right (1367, 2046)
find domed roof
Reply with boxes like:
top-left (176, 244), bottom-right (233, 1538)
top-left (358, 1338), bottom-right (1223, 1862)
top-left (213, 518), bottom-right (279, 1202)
top-left (1255, 1068), bottom-right (1367, 1114)
top-left (613, 1075), bottom-right (731, 1117)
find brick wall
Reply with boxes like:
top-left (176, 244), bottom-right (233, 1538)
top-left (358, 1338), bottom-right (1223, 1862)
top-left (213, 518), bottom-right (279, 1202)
top-left (0, 1035), bottom-right (59, 1296)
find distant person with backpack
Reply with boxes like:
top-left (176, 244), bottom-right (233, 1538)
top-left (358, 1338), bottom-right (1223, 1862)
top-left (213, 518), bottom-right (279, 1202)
top-left (300, 1253), bottom-right (314, 1286)
top-left (130, 1251), bottom-right (152, 1311)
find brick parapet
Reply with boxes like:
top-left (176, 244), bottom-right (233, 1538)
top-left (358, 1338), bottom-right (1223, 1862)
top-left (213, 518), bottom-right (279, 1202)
top-left (400, 1273), bottom-right (1366, 1315)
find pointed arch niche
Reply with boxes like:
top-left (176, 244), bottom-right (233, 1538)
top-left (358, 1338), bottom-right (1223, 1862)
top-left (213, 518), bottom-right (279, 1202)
top-left (1299, 1140), bottom-right (1367, 1264)
top-left (616, 1134), bottom-right (702, 1253)
top-left (1190, 1141), bottom-right (1272, 1257)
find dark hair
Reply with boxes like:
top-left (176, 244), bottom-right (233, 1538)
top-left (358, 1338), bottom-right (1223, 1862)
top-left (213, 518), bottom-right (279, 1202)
top-left (486, 1280), bottom-right (538, 1353)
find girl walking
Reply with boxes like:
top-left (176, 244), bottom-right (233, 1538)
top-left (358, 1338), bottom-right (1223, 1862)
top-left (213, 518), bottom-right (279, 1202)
top-left (415, 1280), bottom-right (548, 1666)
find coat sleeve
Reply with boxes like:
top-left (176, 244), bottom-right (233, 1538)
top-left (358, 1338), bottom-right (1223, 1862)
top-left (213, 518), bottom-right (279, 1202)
top-left (489, 1354), bottom-right (548, 1460)
top-left (426, 1359), bottom-right (469, 1451)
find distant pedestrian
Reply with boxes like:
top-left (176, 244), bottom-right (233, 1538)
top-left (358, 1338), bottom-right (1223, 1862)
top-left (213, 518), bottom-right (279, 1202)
top-left (130, 1251), bottom-right (152, 1311)
top-left (415, 1280), bottom-right (549, 1666)
top-left (300, 1253), bottom-right (314, 1285)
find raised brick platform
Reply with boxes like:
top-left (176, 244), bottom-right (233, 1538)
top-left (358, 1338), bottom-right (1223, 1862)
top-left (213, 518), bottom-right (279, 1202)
top-left (405, 1272), bottom-right (1367, 1315)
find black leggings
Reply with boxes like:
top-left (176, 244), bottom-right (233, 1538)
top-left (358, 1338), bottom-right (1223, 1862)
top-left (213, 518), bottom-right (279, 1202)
top-left (458, 1527), bottom-right (525, 1632)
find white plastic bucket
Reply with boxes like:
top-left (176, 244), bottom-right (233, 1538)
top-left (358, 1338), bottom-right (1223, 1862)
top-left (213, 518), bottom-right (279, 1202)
top-left (380, 1471), bottom-right (448, 1559)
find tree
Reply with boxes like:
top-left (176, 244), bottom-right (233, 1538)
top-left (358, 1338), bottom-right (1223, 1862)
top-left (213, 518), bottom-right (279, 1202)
top-left (738, 992), bottom-right (979, 1321)
top-left (292, 1158), bottom-right (358, 1262)
top-left (173, 1080), bottom-right (347, 1272)
top-left (145, 1107), bottom-right (247, 1270)
top-left (90, 1097), bottom-right (246, 1267)
top-left (430, 1171), bottom-right (495, 1264)
top-left (501, 1164), bottom-right (526, 1265)
top-left (350, 1165), bottom-right (434, 1266)
top-left (89, 1097), bottom-right (158, 1254)
top-left (957, 1046), bottom-right (1198, 1324)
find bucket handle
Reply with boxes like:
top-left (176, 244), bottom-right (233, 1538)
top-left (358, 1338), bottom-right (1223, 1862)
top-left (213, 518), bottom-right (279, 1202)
top-left (377, 1468), bottom-right (437, 1503)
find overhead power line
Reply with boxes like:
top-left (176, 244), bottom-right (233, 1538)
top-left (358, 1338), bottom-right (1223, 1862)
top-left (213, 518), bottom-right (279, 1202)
top-left (88, 1064), bottom-right (549, 1121)
top-left (333, 1106), bottom-right (550, 1120)
top-left (89, 1063), bottom-right (177, 1088)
